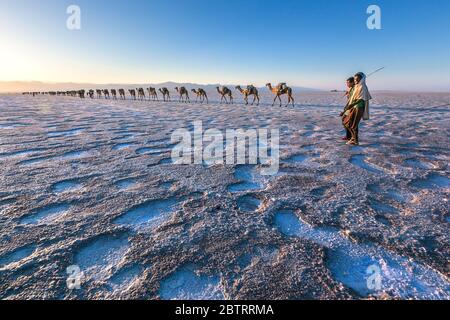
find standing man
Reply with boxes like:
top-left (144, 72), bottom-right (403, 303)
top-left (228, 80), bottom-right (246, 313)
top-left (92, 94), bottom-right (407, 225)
top-left (341, 77), bottom-right (356, 141)
top-left (343, 72), bottom-right (372, 146)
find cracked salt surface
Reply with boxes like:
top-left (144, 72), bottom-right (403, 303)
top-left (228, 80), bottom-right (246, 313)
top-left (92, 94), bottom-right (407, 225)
top-left (47, 128), bottom-right (85, 138)
top-left (51, 179), bottom-right (82, 193)
top-left (0, 92), bottom-right (449, 300)
top-left (136, 147), bottom-right (169, 155)
top-left (0, 245), bottom-right (37, 270)
top-left (159, 265), bottom-right (224, 300)
top-left (285, 154), bottom-right (309, 164)
top-left (404, 158), bottom-right (432, 170)
top-left (227, 165), bottom-right (263, 192)
top-left (0, 148), bottom-right (43, 159)
top-left (19, 150), bottom-right (91, 166)
top-left (237, 195), bottom-right (262, 213)
top-left (20, 203), bottom-right (72, 225)
top-left (74, 234), bottom-right (130, 281)
top-left (112, 143), bottom-right (136, 151)
top-left (114, 197), bottom-right (182, 230)
top-left (410, 173), bottom-right (450, 189)
top-left (274, 210), bottom-right (450, 299)
top-left (108, 265), bottom-right (144, 290)
top-left (349, 155), bottom-right (383, 175)
top-left (114, 178), bottom-right (138, 190)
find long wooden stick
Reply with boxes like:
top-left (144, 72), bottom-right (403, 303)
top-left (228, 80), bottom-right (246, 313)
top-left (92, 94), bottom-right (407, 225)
top-left (367, 67), bottom-right (385, 77)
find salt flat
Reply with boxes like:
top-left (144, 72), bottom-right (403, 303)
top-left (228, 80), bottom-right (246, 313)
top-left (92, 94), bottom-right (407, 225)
top-left (0, 92), bottom-right (449, 300)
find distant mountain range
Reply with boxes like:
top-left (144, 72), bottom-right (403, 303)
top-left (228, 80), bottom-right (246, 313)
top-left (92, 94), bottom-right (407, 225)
top-left (0, 81), bottom-right (324, 93)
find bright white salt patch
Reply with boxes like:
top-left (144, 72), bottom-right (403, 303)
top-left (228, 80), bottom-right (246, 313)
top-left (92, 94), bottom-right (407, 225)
top-left (115, 178), bottom-right (138, 190)
top-left (0, 149), bottom-right (41, 159)
top-left (0, 198), bottom-right (15, 212)
top-left (350, 155), bottom-right (383, 175)
top-left (159, 181), bottom-right (175, 190)
top-left (404, 159), bottom-right (431, 169)
top-left (20, 203), bottom-right (72, 225)
top-left (136, 147), bottom-right (169, 155)
top-left (370, 199), bottom-right (397, 214)
top-left (52, 180), bottom-right (82, 193)
top-left (302, 145), bottom-right (316, 151)
top-left (109, 265), bottom-right (144, 290)
top-left (20, 150), bottom-right (90, 166)
top-left (274, 210), bottom-right (450, 299)
top-left (385, 190), bottom-right (406, 203)
top-left (61, 151), bottom-right (90, 159)
top-left (284, 154), bottom-right (308, 164)
top-left (237, 253), bottom-right (253, 269)
top-left (74, 235), bottom-right (130, 280)
top-left (411, 173), bottom-right (450, 189)
top-left (227, 165), bottom-right (262, 192)
top-left (0, 123), bottom-right (27, 129)
top-left (301, 131), bottom-right (314, 137)
top-left (114, 197), bottom-right (181, 230)
top-left (311, 187), bottom-right (328, 199)
top-left (112, 143), bottom-right (135, 151)
top-left (237, 195), bottom-right (261, 213)
top-left (112, 134), bottom-right (134, 141)
top-left (158, 158), bottom-right (173, 165)
top-left (159, 265), bottom-right (224, 300)
top-left (47, 128), bottom-right (84, 137)
top-left (0, 245), bottom-right (37, 270)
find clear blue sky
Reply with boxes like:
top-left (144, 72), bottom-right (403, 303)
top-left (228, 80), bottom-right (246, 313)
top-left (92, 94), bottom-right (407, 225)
top-left (1, 0), bottom-right (449, 91)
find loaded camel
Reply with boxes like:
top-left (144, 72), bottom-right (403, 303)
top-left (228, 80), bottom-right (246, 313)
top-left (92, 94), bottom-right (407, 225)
top-left (216, 86), bottom-right (233, 104)
top-left (191, 88), bottom-right (208, 103)
top-left (103, 89), bottom-right (110, 99)
top-left (111, 89), bottom-right (117, 100)
top-left (137, 88), bottom-right (146, 101)
top-left (129, 89), bottom-right (137, 100)
top-left (266, 83), bottom-right (294, 107)
top-left (235, 85), bottom-right (260, 106)
top-left (118, 89), bottom-right (126, 100)
top-left (175, 87), bottom-right (190, 103)
top-left (78, 90), bottom-right (85, 99)
top-left (147, 87), bottom-right (159, 101)
top-left (96, 89), bottom-right (102, 99)
top-left (159, 88), bottom-right (171, 102)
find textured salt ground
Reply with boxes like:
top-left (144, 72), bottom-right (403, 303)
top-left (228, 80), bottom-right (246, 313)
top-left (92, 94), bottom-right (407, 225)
top-left (0, 92), bottom-right (449, 300)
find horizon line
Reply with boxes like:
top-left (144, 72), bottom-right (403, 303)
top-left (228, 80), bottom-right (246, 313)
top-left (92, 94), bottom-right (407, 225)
top-left (1, 80), bottom-right (449, 94)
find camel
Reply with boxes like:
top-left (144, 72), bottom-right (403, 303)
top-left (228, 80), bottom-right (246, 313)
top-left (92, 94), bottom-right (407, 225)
top-left (175, 87), bottom-right (190, 103)
top-left (137, 88), bottom-right (145, 101)
top-left (129, 89), bottom-right (137, 100)
top-left (216, 86), bottom-right (233, 104)
top-left (159, 88), bottom-right (171, 102)
top-left (266, 83), bottom-right (295, 107)
top-left (87, 90), bottom-right (94, 99)
top-left (111, 89), bottom-right (117, 100)
top-left (147, 87), bottom-right (159, 101)
top-left (118, 89), bottom-right (126, 100)
top-left (235, 85), bottom-right (260, 106)
top-left (96, 89), bottom-right (102, 99)
top-left (78, 90), bottom-right (85, 99)
top-left (191, 89), bottom-right (208, 103)
top-left (103, 89), bottom-right (110, 99)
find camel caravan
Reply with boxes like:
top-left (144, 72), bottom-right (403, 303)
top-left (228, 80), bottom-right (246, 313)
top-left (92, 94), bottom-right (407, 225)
top-left (23, 83), bottom-right (295, 107)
